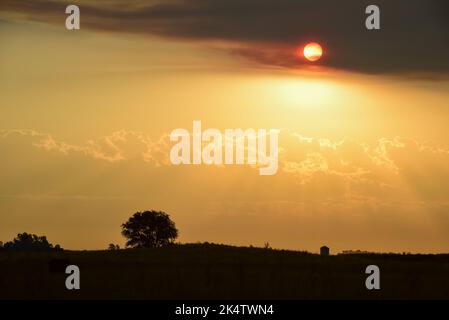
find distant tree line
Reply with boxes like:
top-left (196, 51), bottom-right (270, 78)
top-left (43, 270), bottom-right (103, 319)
top-left (1, 210), bottom-right (179, 252)
top-left (0, 232), bottom-right (63, 252)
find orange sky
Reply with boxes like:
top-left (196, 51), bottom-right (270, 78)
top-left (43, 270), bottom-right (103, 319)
top-left (1, 17), bottom-right (449, 253)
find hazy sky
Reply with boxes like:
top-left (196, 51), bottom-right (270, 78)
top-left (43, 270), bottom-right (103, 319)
top-left (1, 1), bottom-right (449, 253)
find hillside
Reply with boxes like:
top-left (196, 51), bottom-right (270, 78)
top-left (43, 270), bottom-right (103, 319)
top-left (1, 243), bottom-right (448, 299)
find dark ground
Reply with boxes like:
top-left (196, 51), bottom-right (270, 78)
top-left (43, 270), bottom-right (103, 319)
top-left (1, 243), bottom-right (448, 299)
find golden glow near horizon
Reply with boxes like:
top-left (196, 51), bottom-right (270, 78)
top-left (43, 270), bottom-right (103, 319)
top-left (303, 42), bottom-right (323, 62)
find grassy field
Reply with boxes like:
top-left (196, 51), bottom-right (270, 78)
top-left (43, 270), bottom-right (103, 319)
top-left (1, 243), bottom-right (448, 299)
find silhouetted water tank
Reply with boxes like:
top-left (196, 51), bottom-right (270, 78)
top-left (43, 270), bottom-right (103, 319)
top-left (320, 246), bottom-right (330, 256)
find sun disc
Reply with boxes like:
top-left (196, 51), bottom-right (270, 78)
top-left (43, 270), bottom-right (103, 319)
top-left (303, 42), bottom-right (323, 62)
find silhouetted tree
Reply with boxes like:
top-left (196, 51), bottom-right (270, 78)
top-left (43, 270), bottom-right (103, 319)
top-left (121, 210), bottom-right (178, 248)
top-left (3, 233), bottom-right (63, 252)
top-left (108, 243), bottom-right (120, 250)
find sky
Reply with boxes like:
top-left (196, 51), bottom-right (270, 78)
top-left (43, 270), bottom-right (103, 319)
top-left (1, 0), bottom-right (449, 253)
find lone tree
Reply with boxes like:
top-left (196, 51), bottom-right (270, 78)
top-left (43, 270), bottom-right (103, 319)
top-left (121, 210), bottom-right (178, 248)
top-left (3, 233), bottom-right (63, 252)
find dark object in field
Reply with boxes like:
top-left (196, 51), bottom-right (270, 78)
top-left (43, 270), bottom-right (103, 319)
top-left (320, 246), bottom-right (330, 256)
top-left (48, 258), bottom-right (70, 273)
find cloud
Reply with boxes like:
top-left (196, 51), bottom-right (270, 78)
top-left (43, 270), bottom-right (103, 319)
top-left (281, 132), bottom-right (449, 202)
top-left (1, 0), bottom-right (448, 76)
top-left (0, 129), bottom-right (170, 165)
top-left (3, 128), bottom-right (449, 203)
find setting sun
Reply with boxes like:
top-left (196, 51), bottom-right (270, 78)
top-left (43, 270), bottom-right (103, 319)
top-left (303, 42), bottom-right (323, 61)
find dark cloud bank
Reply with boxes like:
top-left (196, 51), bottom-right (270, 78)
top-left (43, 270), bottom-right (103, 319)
top-left (1, 0), bottom-right (449, 76)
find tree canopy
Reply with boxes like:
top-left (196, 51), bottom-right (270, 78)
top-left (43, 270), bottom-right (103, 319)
top-left (2, 233), bottom-right (63, 252)
top-left (121, 210), bottom-right (178, 248)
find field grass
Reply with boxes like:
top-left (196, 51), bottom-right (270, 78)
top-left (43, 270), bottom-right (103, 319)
top-left (1, 243), bottom-right (448, 299)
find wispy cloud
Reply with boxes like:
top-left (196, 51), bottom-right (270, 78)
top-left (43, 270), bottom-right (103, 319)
top-left (0, 129), bottom-right (169, 165)
top-left (1, 0), bottom-right (448, 76)
top-left (3, 128), bottom-right (449, 203)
